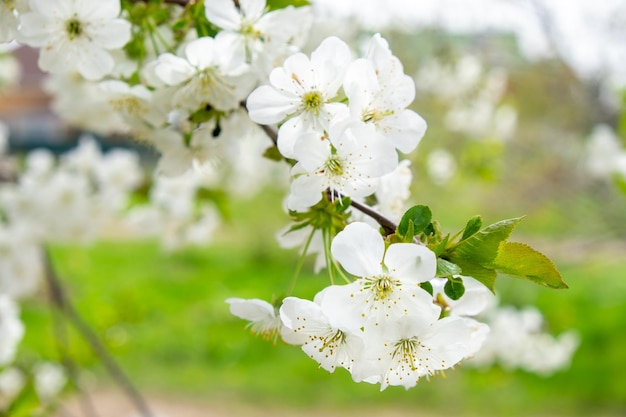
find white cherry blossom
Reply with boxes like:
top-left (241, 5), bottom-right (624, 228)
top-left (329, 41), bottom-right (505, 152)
top-left (280, 294), bottom-right (364, 372)
top-left (286, 122), bottom-right (397, 211)
top-left (246, 36), bottom-right (352, 158)
top-left (154, 34), bottom-right (255, 112)
top-left (18, 0), bottom-right (131, 80)
top-left (344, 34), bottom-right (426, 153)
top-left (204, 0), bottom-right (312, 77)
top-left (228, 298), bottom-right (303, 345)
top-left (324, 222), bottom-right (439, 328)
top-left (353, 315), bottom-right (473, 390)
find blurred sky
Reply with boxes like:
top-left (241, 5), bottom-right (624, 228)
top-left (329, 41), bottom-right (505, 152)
top-left (312, 0), bottom-right (626, 88)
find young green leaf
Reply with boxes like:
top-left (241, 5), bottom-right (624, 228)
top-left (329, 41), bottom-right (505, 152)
top-left (489, 242), bottom-right (568, 289)
top-left (461, 215), bottom-right (483, 241)
top-left (436, 258), bottom-right (462, 277)
top-left (397, 205), bottom-right (432, 239)
top-left (444, 276), bottom-right (465, 300)
top-left (447, 256), bottom-right (497, 292)
top-left (451, 217), bottom-right (524, 264)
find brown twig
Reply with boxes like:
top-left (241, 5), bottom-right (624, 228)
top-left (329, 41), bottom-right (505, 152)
top-left (42, 248), bottom-right (155, 417)
top-left (326, 189), bottom-right (397, 236)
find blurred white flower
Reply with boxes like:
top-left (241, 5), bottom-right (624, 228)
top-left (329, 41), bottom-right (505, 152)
top-left (0, 367), bottom-right (25, 405)
top-left (18, 0), bottom-right (131, 80)
top-left (34, 362), bottom-right (66, 402)
top-left (0, 223), bottom-right (42, 299)
top-left (154, 34), bottom-right (255, 112)
top-left (585, 124), bottom-right (626, 180)
top-left (468, 305), bottom-right (580, 376)
top-left (205, 0), bottom-right (312, 78)
top-left (427, 148), bottom-right (457, 185)
top-left (0, 295), bottom-right (24, 366)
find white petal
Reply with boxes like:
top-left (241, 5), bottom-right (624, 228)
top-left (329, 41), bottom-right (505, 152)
top-left (279, 296), bottom-right (327, 332)
top-left (204, 0), bottom-right (241, 30)
top-left (381, 109), bottom-right (427, 154)
top-left (154, 53), bottom-right (195, 85)
top-left (17, 13), bottom-right (53, 46)
top-left (247, 85), bottom-right (297, 124)
top-left (239, 0), bottom-right (266, 21)
top-left (77, 0), bottom-right (121, 20)
top-left (344, 58), bottom-right (378, 113)
top-left (76, 45), bottom-right (114, 80)
top-left (286, 173), bottom-right (325, 211)
top-left (88, 19), bottom-right (131, 49)
top-left (226, 298), bottom-right (274, 322)
top-left (419, 316), bottom-right (473, 370)
top-left (185, 37), bottom-right (216, 69)
top-left (384, 243), bottom-right (436, 283)
top-left (310, 36), bottom-right (352, 95)
top-left (291, 128), bottom-right (330, 171)
top-left (331, 222), bottom-right (384, 277)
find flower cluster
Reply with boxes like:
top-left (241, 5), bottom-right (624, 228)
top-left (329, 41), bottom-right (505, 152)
top-left (247, 34), bottom-right (426, 211)
top-left (233, 222), bottom-right (489, 390)
top-left (468, 305), bottom-right (580, 376)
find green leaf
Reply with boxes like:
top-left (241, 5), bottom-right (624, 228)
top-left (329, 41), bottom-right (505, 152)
top-left (419, 281), bottom-right (434, 296)
top-left (489, 242), bottom-right (568, 289)
top-left (433, 234), bottom-right (450, 256)
top-left (267, 0), bottom-right (310, 10)
top-left (452, 217), bottom-right (524, 264)
top-left (189, 108), bottom-right (213, 124)
top-left (444, 276), bottom-right (465, 300)
top-left (262, 145), bottom-right (283, 162)
top-left (436, 258), bottom-right (462, 277)
top-left (448, 256), bottom-right (497, 292)
top-left (397, 205), bottom-right (432, 239)
top-left (461, 215), bottom-right (482, 241)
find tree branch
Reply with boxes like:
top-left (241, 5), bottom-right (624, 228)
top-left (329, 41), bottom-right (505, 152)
top-left (42, 248), bottom-right (155, 417)
top-left (326, 189), bottom-right (397, 236)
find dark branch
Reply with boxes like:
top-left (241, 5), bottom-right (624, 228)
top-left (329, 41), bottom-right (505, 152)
top-left (327, 189), bottom-right (397, 236)
top-left (42, 248), bottom-right (155, 417)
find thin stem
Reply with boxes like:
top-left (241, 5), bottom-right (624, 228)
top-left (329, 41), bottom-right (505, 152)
top-left (42, 248), bottom-right (155, 417)
top-left (332, 257), bottom-right (352, 284)
top-left (327, 189), bottom-right (397, 236)
top-left (50, 306), bottom-right (100, 417)
top-left (287, 227), bottom-right (316, 296)
top-left (322, 228), bottom-right (335, 285)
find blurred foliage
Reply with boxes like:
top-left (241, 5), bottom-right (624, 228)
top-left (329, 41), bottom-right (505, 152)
top-left (381, 30), bottom-right (626, 238)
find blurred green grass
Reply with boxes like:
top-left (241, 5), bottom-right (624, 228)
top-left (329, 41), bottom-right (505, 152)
top-left (19, 228), bottom-right (626, 416)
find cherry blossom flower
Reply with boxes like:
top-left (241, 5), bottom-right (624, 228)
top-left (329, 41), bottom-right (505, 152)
top-left (323, 222), bottom-right (438, 328)
top-left (204, 0), bottom-right (312, 77)
top-left (99, 80), bottom-right (166, 131)
top-left (153, 34), bottom-right (255, 112)
top-left (344, 34), bottom-right (426, 153)
top-left (286, 123), bottom-right (397, 211)
top-left (18, 0), bottom-right (131, 80)
top-left (227, 298), bottom-right (303, 345)
top-left (246, 36), bottom-right (352, 158)
top-left (353, 314), bottom-right (473, 390)
top-left (280, 295), bottom-right (364, 372)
